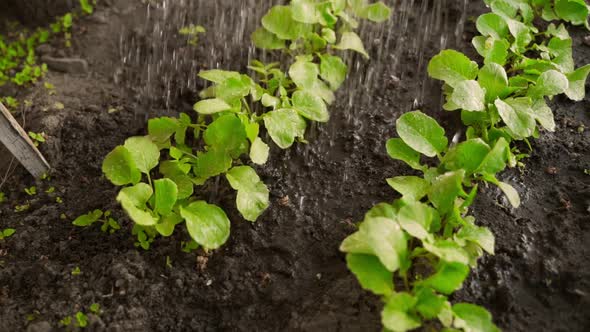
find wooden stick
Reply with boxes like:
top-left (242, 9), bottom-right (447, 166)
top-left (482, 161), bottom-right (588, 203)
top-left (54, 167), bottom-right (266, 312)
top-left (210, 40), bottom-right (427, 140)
top-left (0, 101), bottom-right (50, 178)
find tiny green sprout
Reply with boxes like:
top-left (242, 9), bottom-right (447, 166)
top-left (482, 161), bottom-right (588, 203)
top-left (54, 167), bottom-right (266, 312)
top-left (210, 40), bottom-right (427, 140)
top-left (166, 256), bottom-right (172, 268)
top-left (71, 266), bottom-right (81, 276)
top-left (0, 228), bottom-right (16, 240)
top-left (1, 97), bottom-right (19, 109)
top-left (584, 169), bottom-right (590, 175)
top-left (44, 82), bottom-right (54, 90)
top-left (24, 186), bottom-right (37, 196)
top-left (181, 240), bottom-right (199, 253)
top-left (107, 107), bottom-right (118, 114)
top-left (89, 303), bottom-right (100, 315)
top-left (28, 132), bottom-right (46, 147)
top-left (60, 213), bottom-right (68, 220)
top-left (45, 187), bottom-right (55, 193)
top-left (0, 192), bottom-right (6, 203)
top-left (14, 204), bottom-right (30, 212)
top-left (73, 209), bottom-right (120, 234)
top-left (179, 24), bottom-right (206, 46)
top-left (79, 0), bottom-right (94, 15)
top-left (75, 311), bottom-right (88, 327)
top-left (40, 173), bottom-right (50, 180)
top-left (54, 102), bottom-right (65, 110)
top-left (56, 197), bottom-right (63, 204)
top-left (59, 316), bottom-right (72, 327)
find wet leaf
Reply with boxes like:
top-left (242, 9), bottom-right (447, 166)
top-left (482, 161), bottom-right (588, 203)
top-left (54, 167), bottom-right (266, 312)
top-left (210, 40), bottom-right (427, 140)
top-left (226, 166), bottom-right (269, 221)
top-left (102, 146), bottom-right (141, 186)
top-left (292, 90), bottom-right (329, 122)
top-left (444, 80), bottom-right (486, 112)
top-left (154, 178), bottom-right (178, 216)
top-left (452, 303), bottom-right (500, 332)
top-left (250, 137), bottom-right (270, 165)
top-left (319, 54), bottom-right (347, 90)
top-left (334, 32), bottom-right (369, 58)
top-left (264, 109), bottom-right (307, 149)
top-left (181, 201), bottom-right (231, 249)
top-left (124, 136), bottom-right (160, 174)
top-left (386, 176), bottom-right (430, 201)
top-left (396, 111), bottom-right (448, 157)
top-left (193, 98), bottom-right (232, 114)
top-left (428, 50), bottom-right (479, 88)
top-left (386, 138), bottom-right (423, 170)
top-left (261, 6), bottom-right (310, 40)
top-left (423, 262), bottom-right (470, 295)
top-left (346, 253), bottom-right (394, 296)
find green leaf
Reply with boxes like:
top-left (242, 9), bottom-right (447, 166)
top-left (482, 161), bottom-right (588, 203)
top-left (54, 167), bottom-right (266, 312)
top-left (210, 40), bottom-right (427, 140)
top-left (291, 0), bottom-right (319, 23)
top-left (156, 212), bottom-right (182, 237)
top-left (334, 32), bottom-right (369, 58)
top-left (72, 210), bottom-right (103, 226)
top-left (444, 80), bottom-right (486, 112)
top-left (346, 253), bottom-right (394, 296)
top-left (261, 6), bottom-right (310, 40)
top-left (264, 109), bottom-right (307, 149)
top-left (478, 63), bottom-right (509, 102)
top-left (423, 262), bottom-right (470, 295)
top-left (528, 70), bottom-right (568, 99)
top-left (530, 99), bottom-right (555, 132)
top-left (443, 139), bottom-right (491, 175)
top-left (292, 90), bottom-right (329, 122)
top-left (547, 37), bottom-right (574, 73)
top-left (319, 54), bottom-right (347, 90)
top-left (226, 166), bottom-right (269, 222)
top-left (102, 146), bottom-right (141, 186)
top-left (159, 161), bottom-right (194, 199)
top-left (423, 240), bottom-right (470, 264)
top-left (381, 293), bottom-right (421, 332)
top-left (154, 178), bottom-right (178, 216)
top-left (428, 50), bottom-right (479, 88)
top-left (198, 70), bottom-right (241, 84)
top-left (497, 181), bottom-right (520, 208)
top-left (251, 28), bottom-right (286, 50)
top-left (397, 200), bottom-right (433, 240)
top-left (181, 201), bottom-right (230, 249)
top-left (554, 0), bottom-right (589, 26)
top-left (1, 228), bottom-right (15, 238)
top-left (124, 137), bottom-right (160, 174)
top-left (505, 18), bottom-right (532, 53)
top-left (148, 117), bottom-right (179, 143)
top-left (386, 176), bottom-right (429, 201)
top-left (396, 111), bottom-right (448, 158)
top-left (386, 138), bottom-right (423, 170)
top-left (204, 114), bottom-right (248, 158)
top-left (477, 137), bottom-right (510, 174)
top-left (117, 183), bottom-right (158, 226)
top-left (457, 224), bottom-right (495, 255)
top-left (194, 149), bottom-right (232, 178)
top-left (476, 13), bottom-right (509, 40)
top-left (193, 98), bottom-right (232, 114)
top-left (565, 64), bottom-right (590, 101)
top-left (215, 75), bottom-right (252, 101)
top-left (250, 137), bottom-right (270, 165)
top-left (495, 98), bottom-right (536, 139)
top-left (289, 58), bottom-right (319, 89)
top-left (415, 288), bottom-right (447, 319)
top-left (452, 303), bottom-right (500, 332)
top-left (365, 2), bottom-right (392, 22)
top-left (428, 170), bottom-right (465, 215)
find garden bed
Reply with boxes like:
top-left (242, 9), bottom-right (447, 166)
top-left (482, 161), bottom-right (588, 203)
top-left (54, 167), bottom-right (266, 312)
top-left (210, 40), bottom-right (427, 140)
top-left (0, 0), bottom-right (589, 331)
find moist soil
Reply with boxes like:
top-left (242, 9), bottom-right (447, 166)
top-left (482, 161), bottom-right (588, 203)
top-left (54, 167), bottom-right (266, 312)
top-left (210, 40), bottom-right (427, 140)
top-left (0, 1), bottom-right (589, 331)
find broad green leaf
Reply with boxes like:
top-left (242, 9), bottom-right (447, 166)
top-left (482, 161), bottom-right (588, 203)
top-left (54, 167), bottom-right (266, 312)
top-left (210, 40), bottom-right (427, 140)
top-left (554, 0), bottom-right (589, 26)
top-left (362, 217), bottom-right (407, 272)
top-left (423, 240), bottom-right (470, 264)
top-left (381, 293), bottom-right (421, 332)
top-left (495, 98), bottom-right (536, 139)
top-left (423, 262), bottom-right (470, 295)
top-left (2, 228), bottom-right (16, 237)
top-left (396, 111), bottom-right (448, 158)
top-left (530, 99), bottom-right (555, 132)
top-left (476, 13), bottom-right (509, 39)
top-left (72, 210), bottom-right (103, 226)
top-left (443, 139), bottom-right (491, 174)
top-left (320, 54), bottom-right (347, 90)
top-left (226, 166), bottom-right (269, 222)
top-left (261, 6), bottom-right (310, 40)
top-left (478, 63), bottom-right (509, 102)
top-left (547, 37), bottom-right (574, 73)
top-left (148, 117), bottom-right (179, 143)
top-left (346, 253), bottom-right (393, 296)
top-left (193, 98), bottom-right (231, 114)
top-left (452, 303), bottom-right (500, 332)
top-left (321, 28), bottom-right (336, 43)
top-left (198, 69), bottom-right (241, 84)
top-left (365, 2), bottom-right (392, 22)
top-left (124, 136), bottom-right (160, 174)
top-left (334, 32), bottom-right (369, 58)
top-left (386, 176), bottom-right (429, 201)
top-left (160, 161), bottom-right (194, 199)
top-left (397, 200), bottom-right (433, 240)
top-left (313, 80), bottom-right (336, 105)
top-left (154, 178), bottom-right (178, 216)
top-left (181, 201), bottom-right (230, 249)
top-left (264, 109), bottom-right (307, 149)
top-left (117, 183), bottom-right (158, 226)
top-left (505, 18), bottom-right (532, 53)
top-left (194, 149), bottom-right (232, 178)
top-left (204, 114), bottom-right (248, 158)
top-left (365, 203), bottom-right (397, 220)
top-left (386, 138), bottom-right (423, 170)
top-left (156, 212), bottom-right (182, 237)
top-left (428, 170), bottom-right (465, 215)
top-left (291, 0), bottom-right (319, 23)
top-left (251, 28), bottom-right (286, 50)
top-left (565, 64), bottom-right (590, 101)
top-left (289, 58), bottom-right (319, 89)
top-left (456, 224), bottom-right (495, 255)
top-left (476, 137), bottom-right (509, 174)
top-left (472, 37), bottom-right (510, 66)
top-left (340, 231), bottom-right (373, 255)
top-left (215, 75), bottom-right (252, 101)
top-left (250, 137), bottom-right (270, 165)
top-left (292, 90), bottom-right (329, 122)
top-left (415, 288), bottom-right (447, 319)
top-left (428, 50), bottom-right (479, 88)
top-left (102, 146), bottom-right (141, 186)
top-left (444, 80), bottom-right (486, 112)
top-left (528, 70), bottom-right (568, 98)
top-left (497, 181), bottom-right (520, 208)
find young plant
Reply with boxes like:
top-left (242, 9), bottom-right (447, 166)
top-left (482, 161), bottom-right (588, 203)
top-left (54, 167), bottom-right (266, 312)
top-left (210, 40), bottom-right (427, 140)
top-left (0, 228), bottom-right (16, 240)
top-left (179, 24), bottom-right (206, 46)
top-left (342, 0), bottom-right (590, 331)
top-left (102, 0), bottom-right (392, 250)
top-left (72, 209), bottom-right (121, 234)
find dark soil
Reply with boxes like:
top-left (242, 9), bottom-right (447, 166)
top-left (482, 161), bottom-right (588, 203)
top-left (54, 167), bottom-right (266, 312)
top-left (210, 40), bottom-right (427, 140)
top-left (0, 1), bottom-right (589, 332)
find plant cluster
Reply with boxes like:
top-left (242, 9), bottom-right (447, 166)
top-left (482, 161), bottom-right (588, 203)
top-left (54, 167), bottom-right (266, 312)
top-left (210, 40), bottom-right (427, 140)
top-left (72, 209), bottom-right (121, 234)
top-left (179, 24), bottom-right (206, 46)
top-left (340, 0), bottom-right (590, 331)
top-left (101, 0), bottom-right (391, 250)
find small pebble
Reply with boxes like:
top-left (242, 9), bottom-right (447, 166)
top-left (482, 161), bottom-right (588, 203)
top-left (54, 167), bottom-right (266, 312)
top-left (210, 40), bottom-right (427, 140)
top-left (545, 166), bottom-right (559, 175)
